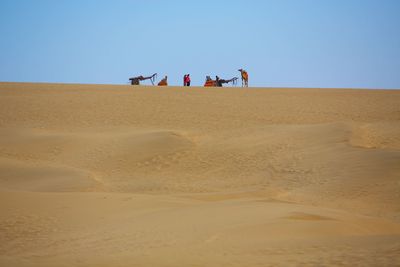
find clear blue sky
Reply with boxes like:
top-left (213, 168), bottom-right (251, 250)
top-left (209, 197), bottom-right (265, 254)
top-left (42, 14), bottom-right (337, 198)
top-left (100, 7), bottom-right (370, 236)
top-left (1, 0), bottom-right (399, 88)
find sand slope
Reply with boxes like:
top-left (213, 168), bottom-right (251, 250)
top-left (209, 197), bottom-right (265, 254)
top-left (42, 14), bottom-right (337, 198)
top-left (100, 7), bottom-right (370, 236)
top-left (0, 82), bottom-right (400, 266)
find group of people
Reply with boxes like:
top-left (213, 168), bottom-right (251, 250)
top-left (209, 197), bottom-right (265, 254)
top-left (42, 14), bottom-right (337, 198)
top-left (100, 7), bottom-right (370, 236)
top-left (130, 69), bottom-right (248, 87)
top-left (183, 74), bottom-right (191, 86)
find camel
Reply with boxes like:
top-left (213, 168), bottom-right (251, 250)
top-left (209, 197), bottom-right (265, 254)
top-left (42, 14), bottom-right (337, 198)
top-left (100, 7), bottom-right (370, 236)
top-left (129, 73), bottom-right (157, 85)
top-left (204, 76), bottom-right (238, 87)
top-left (204, 76), bottom-right (215, 87)
top-left (238, 69), bottom-right (248, 87)
top-left (158, 76), bottom-right (168, 86)
top-left (216, 76), bottom-right (238, 87)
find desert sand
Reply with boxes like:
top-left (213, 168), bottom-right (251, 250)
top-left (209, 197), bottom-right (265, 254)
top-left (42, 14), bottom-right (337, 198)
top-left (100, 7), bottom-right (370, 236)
top-left (0, 82), bottom-right (400, 266)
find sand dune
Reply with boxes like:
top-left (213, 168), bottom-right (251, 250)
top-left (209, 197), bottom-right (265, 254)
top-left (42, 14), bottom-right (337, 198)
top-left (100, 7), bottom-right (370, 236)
top-left (0, 82), bottom-right (400, 266)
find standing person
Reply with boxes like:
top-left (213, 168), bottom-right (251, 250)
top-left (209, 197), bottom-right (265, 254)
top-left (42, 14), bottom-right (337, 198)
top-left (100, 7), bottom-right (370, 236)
top-left (185, 74), bottom-right (191, 87)
top-left (183, 74), bottom-right (187, 86)
top-left (215, 76), bottom-right (222, 87)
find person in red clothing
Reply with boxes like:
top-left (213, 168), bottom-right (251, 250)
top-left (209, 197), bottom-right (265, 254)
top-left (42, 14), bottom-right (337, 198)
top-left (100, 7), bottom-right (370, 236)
top-left (183, 74), bottom-right (187, 86)
top-left (185, 74), bottom-right (191, 86)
